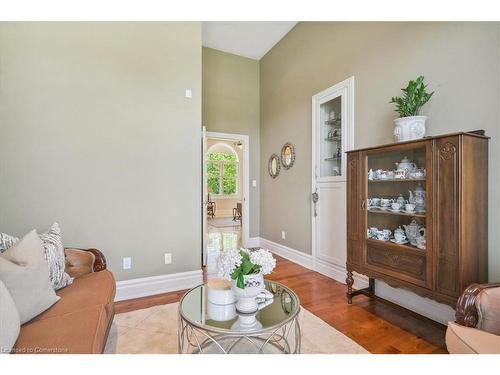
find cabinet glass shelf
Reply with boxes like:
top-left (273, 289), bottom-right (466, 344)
top-left (368, 178), bottom-right (426, 183)
top-left (367, 208), bottom-right (426, 219)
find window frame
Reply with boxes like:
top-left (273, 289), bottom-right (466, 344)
top-left (207, 156), bottom-right (239, 198)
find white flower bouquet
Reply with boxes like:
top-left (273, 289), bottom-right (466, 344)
top-left (217, 248), bottom-right (276, 289)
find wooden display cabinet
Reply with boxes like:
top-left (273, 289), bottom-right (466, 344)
top-left (346, 131), bottom-right (489, 307)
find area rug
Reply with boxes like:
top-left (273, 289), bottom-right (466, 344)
top-left (104, 303), bottom-right (368, 354)
top-left (208, 217), bottom-right (241, 228)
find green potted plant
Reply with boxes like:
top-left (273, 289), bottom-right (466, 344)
top-left (390, 76), bottom-right (434, 142)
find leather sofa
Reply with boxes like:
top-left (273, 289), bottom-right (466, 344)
top-left (446, 283), bottom-right (500, 354)
top-left (12, 248), bottom-right (115, 354)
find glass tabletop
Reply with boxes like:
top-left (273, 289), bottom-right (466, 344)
top-left (179, 280), bottom-right (300, 334)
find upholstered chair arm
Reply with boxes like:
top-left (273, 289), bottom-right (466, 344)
top-left (64, 247), bottom-right (108, 279)
top-left (455, 283), bottom-right (500, 331)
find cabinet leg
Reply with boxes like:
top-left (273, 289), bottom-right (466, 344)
top-left (369, 278), bottom-right (375, 296)
top-left (346, 270), bottom-right (354, 304)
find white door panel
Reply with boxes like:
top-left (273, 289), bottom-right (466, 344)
top-left (316, 183), bottom-right (346, 266)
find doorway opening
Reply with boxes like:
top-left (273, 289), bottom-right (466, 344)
top-left (202, 131), bottom-right (250, 275)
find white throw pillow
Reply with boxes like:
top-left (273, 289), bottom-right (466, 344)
top-left (0, 223), bottom-right (73, 290)
top-left (0, 230), bottom-right (60, 324)
top-left (0, 280), bottom-right (20, 354)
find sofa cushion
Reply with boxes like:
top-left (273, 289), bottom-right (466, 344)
top-left (32, 270), bottom-right (115, 323)
top-left (0, 281), bottom-right (20, 354)
top-left (477, 286), bottom-right (500, 335)
top-left (0, 223), bottom-right (73, 290)
top-left (446, 322), bottom-right (500, 354)
top-left (0, 230), bottom-right (60, 324)
top-left (13, 305), bottom-right (109, 354)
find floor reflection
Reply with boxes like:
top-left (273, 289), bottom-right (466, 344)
top-left (206, 222), bottom-right (241, 279)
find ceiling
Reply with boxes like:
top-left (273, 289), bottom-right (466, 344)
top-left (202, 22), bottom-right (298, 60)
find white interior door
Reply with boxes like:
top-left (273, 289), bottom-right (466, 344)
top-left (311, 77), bottom-right (354, 282)
top-left (202, 126), bottom-right (208, 266)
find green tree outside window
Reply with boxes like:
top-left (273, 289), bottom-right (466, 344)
top-left (207, 152), bottom-right (238, 196)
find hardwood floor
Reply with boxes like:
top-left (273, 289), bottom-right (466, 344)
top-left (115, 254), bottom-right (447, 354)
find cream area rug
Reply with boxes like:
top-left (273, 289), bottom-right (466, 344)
top-left (104, 303), bottom-right (368, 354)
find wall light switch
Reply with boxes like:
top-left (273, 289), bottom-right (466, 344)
top-left (281, 231), bottom-right (286, 239)
top-left (252, 180), bottom-right (257, 187)
top-left (185, 89), bottom-right (192, 99)
top-left (123, 257), bottom-right (132, 270)
top-left (164, 253), bottom-right (172, 265)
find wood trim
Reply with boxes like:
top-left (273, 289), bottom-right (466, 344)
top-left (346, 130), bottom-right (489, 154)
top-left (455, 283), bottom-right (500, 327)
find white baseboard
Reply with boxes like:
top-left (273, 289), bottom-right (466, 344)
top-left (115, 270), bottom-right (203, 302)
top-left (259, 237), bottom-right (313, 269)
top-left (246, 237), bottom-right (260, 248)
top-left (255, 237), bottom-right (454, 324)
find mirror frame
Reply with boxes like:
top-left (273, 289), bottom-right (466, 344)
top-left (268, 153), bottom-right (280, 179)
top-left (280, 142), bottom-right (296, 170)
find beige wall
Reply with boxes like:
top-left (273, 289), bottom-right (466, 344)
top-left (260, 22), bottom-right (500, 280)
top-left (202, 47), bottom-right (260, 237)
top-left (0, 22), bottom-right (202, 281)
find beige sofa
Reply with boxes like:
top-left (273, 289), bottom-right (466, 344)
top-left (12, 248), bottom-right (115, 354)
top-left (446, 283), bottom-right (500, 354)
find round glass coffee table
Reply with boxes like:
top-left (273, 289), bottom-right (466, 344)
top-left (178, 280), bottom-right (301, 354)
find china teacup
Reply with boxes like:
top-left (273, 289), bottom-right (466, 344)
top-left (394, 234), bottom-right (406, 244)
top-left (391, 202), bottom-right (402, 210)
top-left (376, 229), bottom-right (391, 241)
top-left (381, 198), bottom-right (392, 207)
top-left (405, 203), bottom-right (416, 212)
top-left (371, 198), bottom-right (381, 207)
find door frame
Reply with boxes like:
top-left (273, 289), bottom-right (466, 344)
top-left (311, 76), bottom-right (355, 277)
top-left (205, 131), bottom-right (250, 248)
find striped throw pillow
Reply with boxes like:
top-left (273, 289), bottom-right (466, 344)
top-left (0, 223), bottom-right (73, 290)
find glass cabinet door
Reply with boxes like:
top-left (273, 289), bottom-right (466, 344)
top-left (363, 143), bottom-right (431, 252)
top-left (320, 96), bottom-right (343, 178)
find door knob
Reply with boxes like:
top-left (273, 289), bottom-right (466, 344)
top-left (312, 190), bottom-right (319, 217)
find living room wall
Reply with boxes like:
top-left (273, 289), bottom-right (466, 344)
top-left (0, 22), bottom-right (202, 281)
top-left (202, 47), bottom-right (260, 238)
top-left (260, 22), bottom-right (500, 281)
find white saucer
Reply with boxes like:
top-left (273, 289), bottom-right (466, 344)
top-left (390, 239), bottom-right (409, 245)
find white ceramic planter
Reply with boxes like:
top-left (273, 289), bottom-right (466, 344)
top-left (393, 115), bottom-right (427, 142)
top-left (231, 273), bottom-right (264, 313)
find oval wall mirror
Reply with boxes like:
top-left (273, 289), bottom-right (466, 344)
top-left (281, 142), bottom-right (296, 169)
top-left (268, 154), bottom-right (280, 179)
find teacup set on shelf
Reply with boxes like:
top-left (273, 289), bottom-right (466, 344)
top-left (367, 219), bottom-right (426, 249)
top-left (368, 184), bottom-right (426, 214)
top-left (368, 156), bottom-right (426, 181)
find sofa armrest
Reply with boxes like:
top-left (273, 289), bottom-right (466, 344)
top-left (64, 247), bottom-right (107, 279)
top-left (455, 283), bottom-right (500, 328)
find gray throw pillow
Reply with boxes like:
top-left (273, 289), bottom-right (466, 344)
top-left (0, 230), bottom-right (60, 324)
top-left (0, 223), bottom-right (73, 290)
top-left (0, 280), bottom-right (20, 354)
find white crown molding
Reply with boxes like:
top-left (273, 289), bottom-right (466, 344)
top-left (115, 270), bottom-right (203, 302)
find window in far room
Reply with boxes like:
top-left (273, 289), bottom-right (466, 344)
top-left (207, 148), bottom-right (238, 196)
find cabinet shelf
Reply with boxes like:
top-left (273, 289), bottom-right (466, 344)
top-left (368, 178), bottom-right (426, 183)
top-left (367, 208), bottom-right (426, 218)
top-left (324, 157), bottom-right (341, 161)
top-left (324, 119), bottom-right (341, 126)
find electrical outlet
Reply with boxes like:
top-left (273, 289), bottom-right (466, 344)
top-left (164, 253), bottom-right (172, 265)
top-left (185, 89), bottom-right (192, 98)
top-left (252, 180), bottom-right (257, 187)
top-left (281, 231), bottom-right (286, 239)
top-left (123, 257), bottom-right (132, 270)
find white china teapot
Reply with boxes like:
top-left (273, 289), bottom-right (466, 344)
top-left (395, 156), bottom-right (417, 172)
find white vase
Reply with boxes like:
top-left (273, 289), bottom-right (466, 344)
top-left (393, 116), bottom-right (427, 142)
top-left (231, 273), bottom-right (264, 313)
